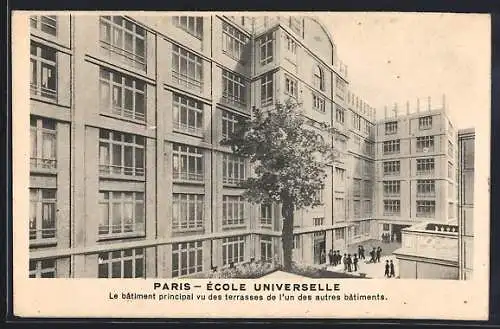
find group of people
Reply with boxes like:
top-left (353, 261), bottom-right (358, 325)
top-left (381, 232), bottom-right (397, 243)
top-left (368, 246), bottom-right (383, 263)
top-left (384, 260), bottom-right (396, 278)
top-left (327, 250), bottom-right (360, 273)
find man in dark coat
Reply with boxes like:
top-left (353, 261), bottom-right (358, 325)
top-left (328, 249), bottom-right (334, 265)
top-left (384, 260), bottom-right (390, 277)
top-left (360, 246), bottom-right (365, 259)
top-left (376, 246), bottom-right (382, 263)
top-left (390, 260), bottom-right (395, 278)
top-left (353, 254), bottom-right (359, 272)
top-left (347, 254), bottom-right (352, 272)
top-left (369, 247), bottom-right (376, 263)
top-left (343, 253), bottom-right (348, 272)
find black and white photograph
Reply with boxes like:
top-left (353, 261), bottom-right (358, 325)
top-left (12, 11), bottom-right (490, 319)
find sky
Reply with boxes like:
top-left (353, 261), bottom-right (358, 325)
top-left (317, 12), bottom-right (490, 130)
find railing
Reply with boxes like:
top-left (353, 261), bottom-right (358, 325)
top-left (223, 177), bottom-right (245, 185)
top-left (417, 191), bottom-right (436, 197)
top-left (110, 106), bottom-right (146, 122)
top-left (425, 223), bottom-right (458, 233)
top-left (173, 122), bottom-right (204, 137)
top-left (222, 92), bottom-right (247, 108)
top-left (99, 165), bottom-right (145, 177)
top-left (172, 220), bottom-right (204, 231)
top-left (416, 169), bottom-right (435, 176)
top-left (30, 84), bottom-right (57, 100)
top-left (172, 71), bottom-right (203, 93)
top-left (29, 227), bottom-right (56, 244)
top-left (173, 171), bottom-right (204, 182)
top-left (98, 222), bottom-right (145, 236)
top-left (260, 218), bottom-right (272, 226)
top-left (100, 40), bottom-right (146, 71)
top-left (30, 158), bottom-right (57, 170)
top-left (222, 218), bottom-right (246, 226)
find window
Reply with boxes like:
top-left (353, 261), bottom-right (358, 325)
top-left (173, 94), bottom-right (203, 136)
top-left (335, 198), bottom-right (345, 220)
top-left (222, 196), bottom-right (245, 226)
top-left (285, 75), bottom-right (298, 99)
top-left (261, 73), bottom-right (273, 106)
top-left (222, 236), bottom-right (245, 266)
top-left (172, 241), bottom-right (203, 277)
top-left (172, 144), bottom-right (203, 182)
top-left (30, 42), bottom-right (57, 99)
top-left (98, 191), bottom-right (145, 236)
top-left (353, 200), bottom-right (361, 217)
top-left (383, 224), bottom-right (390, 231)
top-left (462, 138), bottom-right (474, 170)
top-left (30, 15), bottom-right (57, 36)
top-left (260, 236), bottom-right (273, 262)
top-left (99, 130), bottom-right (145, 177)
top-left (336, 77), bottom-right (346, 100)
top-left (172, 45), bottom-right (203, 93)
top-left (222, 110), bottom-right (243, 139)
top-left (259, 33), bottom-right (273, 65)
top-left (99, 16), bottom-right (146, 70)
top-left (314, 217), bottom-right (325, 226)
top-left (383, 200), bottom-right (400, 216)
top-left (353, 179), bottom-right (361, 197)
top-left (364, 141), bottom-right (374, 157)
top-left (383, 140), bottom-right (400, 154)
top-left (222, 22), bottom-right (249, 61)
top-left (383, 160), bottom-right (400, 176)
top-left (352, 113), bottom-right (361, 131)
top-left (30, 117), bottom-right (56, 170)
top-left (448, 162), bottom-right (454, 179)
top-left (364, 200), bottom-right (372, 216)
top-left (363, 120), bottom-right (371, 135)
top-left (419, 116), bottom-right (432, 130)
top-left (99, 68), bottom-right (146, 121)
top-left (448, 140), bottom-right (454, 157)
top-left (289, 16), bottom-right (303, 36)
top-left (383, 181), bottom-right (400, 197)
top-left (173, 16), bottom-right (203, 39)
top-left (29, 259), bottom-right (56, 278)
top-left (313, 93), bottom-right (326, 113)
top-left (416, 200), bottom-right (436, 217)
top-left (335, 167), bottom-right (345, 183)
top-left (416, 158), bottom-right (435, 175)
top-left (29, 189), bottom-right (56, 243)
top-left (285, 34), bottom-right (297, 55)
top-left (98, 248), bottom-right (145, 278)
top-left (222, 154), bottom-right (246, 184)
top-left (260, 204), bottom-right (273, 226)
top-left (363, 180), bottom-right (373, 197)
top-left (417, 180), bottom-right (435, 197)
top-left (172, 194), bottom-right (204, 230)
top-left (336, 106), bottom-right (345, 124)
top-left (293, 235), bottom-right (301, 249)
top-left (222, 70), bottom-right (247, 106)
top-left (313, 65), bottom-right (324, 91)
top-left (385, 121), bottom-right (398, 135)
top-left (335, 228), bottom-right (345, 240)
top-left (416, 136), bottom-right (434, 152)
top-left (314, 189), bottom-right (324, 204)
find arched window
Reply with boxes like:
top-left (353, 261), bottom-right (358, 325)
top-left (313, 65), bottom-right (324, 91)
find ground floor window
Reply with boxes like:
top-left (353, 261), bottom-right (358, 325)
top-left (29, 258), bottom-right (56, 278)
top-left (222, 236), bottom-right (245, 266)
top-left (98, 248), bottom-right (145, 278)
top-left (260, 236), bottom-right (273, 262)
top-left (172, 241), bottom-right (203, 277)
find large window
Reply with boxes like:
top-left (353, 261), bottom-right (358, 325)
top-left (30, 15), bottom-right (57, 36)
top-left (99, 68), bottom-right (146, 122)
top-left (29, 189), bottom-right (56, 244)
top-left (416, 158), bottom-right (435, 175)
top-left (383, 200), bottom-right (400, 216)
top-left (222, 22), bottom-right (249, 61)
top-left (222, 196), bottom-right (245, 226)
top-left (173, 94), bottom-right (203, 136)
top-left (285, 75), bottom-right (298, 99)
top-left (419, 116), bottom-right (432, 130)
top-left (98, 191), bottom-right (145, 236)
top-left (222, 110), bottom-right (243, 139)
top-left (172, 45), bottom-right (203, 93)
top-left (173, 16), bottom-right (203, 39)
top-left (261, 73), bottom-right (273, 106)
top-left (383, 160), bottom-right (400, 176)
top-left (313, 65), bottom-right (325, 91)
top-left (30, 42), bottom-right (57, 100)
top-left (383, 181), bottom-right (400, 197)
top-left (222, 236), bottom-right (245, 266)
top-left (30, 117), bottom-right (56, 170)
top-left (222, 70), bottom-right (247, 106)
top-left (172, 144), bottom-right (204, 182)
top-left (385, 121), bottom-right (398, 135)
top-left (29, 259), bottom-right (56, 278)
top-left (352, 113), bottom-right (361, 131)
top-left (416, 136), bottom-right (434, 152)
top-left (260, 236), bottom-right (273, 262)
top-left (222, 154), bottom-right (245, 184)
top-left (336, 77), bottom-right (346, 100)
top-left (383, 140), bottom-right (400, 154)
top-left (172, 194), bottom-right (204, 231)
top-left (99, 130), bottom-right (145, 177)
top-left (417, 180), bottom-right (435, 197)
top-left (416, 200), bottom-right (436, 217)
top-left (99, 16), bottom-right (146, 70)
top-left (353, 179), bottom-right (361, 196)
top-left (313, 93), bottom-right (326, 113)
top-left (172, 241), bottom-right (203, 277)
top-left (336, 106), bottom-right (345, 124)
top-left (260, 204), bottom-right (273, 226)
top-left (98, 248), bottom-right (145, 278)
top-left (259, 33), bottom-right (273, 65)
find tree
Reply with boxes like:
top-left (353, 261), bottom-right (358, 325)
top-left (221, 101), bottom-right (342, 271)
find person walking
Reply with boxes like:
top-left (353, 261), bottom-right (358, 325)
top-left (390, 260), bottom-right (395, 278)
top-left (343, 253), bottom-right (348, 272)
top-left (376, 246), bottom-right (382, 263)
top-left (370, 247), bottom-right (376, 263)
top-left (360, 246), bottom-right (365, 260)
top-left (328, 249), bottom-right (334, 266)
top-left (384, 260), bottom-right (390, 277)
top-left (347, 254), bottom-right (352, 272)
top-left (353, 254), bottom-right (359, 272)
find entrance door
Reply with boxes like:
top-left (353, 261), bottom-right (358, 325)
top-left (313, 231), bottom-right (326, 264)
top-left (392, 224), bottom-right (412, 242)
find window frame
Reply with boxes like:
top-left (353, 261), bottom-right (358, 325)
top-left (259, 33), bottom-right (274, 66)
top-left (173, 16), bottom-right (204, 39)
top-left (29, 188), bottom-right (57, 245)
top-left (172, 193), bottom-right (204, 231)
top-left (30, 15), bottom-right (58, 36)
top-left (222, 236), bottom-right (245, 266)
top-left (30, 41), bottom-right (58, 100)
top-left (30, 117), bottom-right (57, 170)
top-left (172, 45), bottom-right (204, 93)
top-left (172, 144), bottom-right (204, 183)
top-left (172, 93), bottom-right (204, 137)
top-left (222, 69), bottom-right (247, 107)
top-left (172, 241), bottom-right (203, 277)
top-left (98, 191), bottom-right (145, 237)
top-left (97, 248), bottom-right (145, 278)
top-left (222, 195), bottom-right (246, 227)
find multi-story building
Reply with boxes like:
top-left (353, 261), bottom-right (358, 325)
top-left (374, 98), bottom-right (458, 243)
top-left (458, 128), bottom-right (475, 280)
top-left (28, 13), bottom-right (362, 278)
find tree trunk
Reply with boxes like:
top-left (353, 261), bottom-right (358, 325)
top-left (281, 200), bottom-right (294, 272)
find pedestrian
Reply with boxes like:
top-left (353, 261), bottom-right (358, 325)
top-left (370, 247), bottom-right (376, 263)
top-left (376, 246), bottom-right (382, 263)
top-left (328, 249), bottom-right (334, 265)
top-left (357, 245), bottom-right (362, 259)
top-left (353, 254), bottom-right (358, 272)
top-left (321, 250), bottom-right (326, 264)
top-left (390, 260), bottom-right (395, 278)
top-left (337, 250), bottom-right (342, 266)
top-left (347, 254), bottom-right (352, 272)
top-left (343, 253), bottom-right (348, 272)
top-left (384, 260), bottom-right (390, 277)
top-left (360, 246), bottom-right (365, 259)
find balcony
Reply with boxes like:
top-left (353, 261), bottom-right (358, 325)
top-left (98, 222), bottom-right (145, 238)
top-left (30, 83), bottom-right (57, 100)
top-left (30, 158), bottom-right (57, 171)
top-left (173, 171), bottom-right (204, 183)
top-left (100, 40), bottom-right (146, 72)
top-left (29, 226), bottom-right (57, 246)
top-left (172, 71), bottom-right (203, 94)
top-left (173, 122), bottom-right (204, 138)
top-left (99, 165), bottom-right (145, 178)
